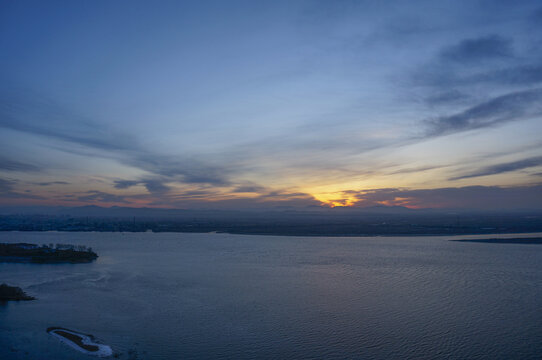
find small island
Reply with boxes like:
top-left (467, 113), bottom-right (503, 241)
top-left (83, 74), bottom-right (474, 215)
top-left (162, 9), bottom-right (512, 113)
top-left (47, 327), bottom-right (113, 357)
top-left (0, 243), bottom-right (98, 263)
top-left (0, 283), bottom-right (35, 301)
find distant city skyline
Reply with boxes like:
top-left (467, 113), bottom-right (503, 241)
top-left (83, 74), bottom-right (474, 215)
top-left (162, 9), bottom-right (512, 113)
top-left (1, 0), bottom-right (542, 210)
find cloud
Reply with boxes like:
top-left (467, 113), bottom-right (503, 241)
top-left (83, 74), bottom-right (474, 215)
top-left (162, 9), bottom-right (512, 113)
top-left (425, 88), bottom-right (542, 137)
top-left (168, 191), bottom-right (322, 210)
top-left (113, 180), bottom-right (140, 189)
top-left (114, 178), bottom-right (171, 195)
top-left (128, 154), bottom-right (231, 186)
top-left (530, 7), bottom-right (542, 24)
top-left (415, 63), bottom-right (542, 89)
top-left (413, 28), bottom-right (542, 91)
top-left (0, 178), bottom-right (44, 200)
top-left (0, 90), bottom-right (233, 186)
top-left (439, 35), bottom-right (513, 64)
top-left (142, 179), bottom-right (170, 194)
top-left (471, 64), bottom-right (542, 86)
top-left (35, 181), bottom-right (69, 186)
top-left (171, 189), bottom-right (220, 200)
top-left (388, 165), bottom-right (447, 175)
top-left (425, 90), bottom-right (470, 105)
top-left (450, 156), bottom-right (542, 180)
top-left (0, 90), bottom-right (135, 152)
top-left (232, 184), bottom-right (267, 193)
top-left (74, 190), bottom-right (132, 204)
top-left (0, 156), bottom-right (40, 172)
top-left (351, 184), bottom-right (542, 209)
top-left (0, 178), bottom-right (15, 193)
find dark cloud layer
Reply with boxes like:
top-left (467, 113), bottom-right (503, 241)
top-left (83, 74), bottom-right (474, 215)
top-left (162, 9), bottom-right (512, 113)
top-left (353, 184), bottom-right (542, 210)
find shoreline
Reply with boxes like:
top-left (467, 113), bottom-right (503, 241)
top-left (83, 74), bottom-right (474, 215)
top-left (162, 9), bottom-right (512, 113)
top-left (2, 230), bottom-right (542, 239)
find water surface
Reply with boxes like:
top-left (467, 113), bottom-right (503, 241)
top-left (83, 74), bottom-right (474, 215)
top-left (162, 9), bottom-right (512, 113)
top-left (1, 232), bottom-right (542, 359)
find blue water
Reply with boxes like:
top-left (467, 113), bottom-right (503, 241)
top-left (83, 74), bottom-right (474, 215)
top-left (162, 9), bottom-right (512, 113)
top-left (1, 232), bottom-right (542, 359)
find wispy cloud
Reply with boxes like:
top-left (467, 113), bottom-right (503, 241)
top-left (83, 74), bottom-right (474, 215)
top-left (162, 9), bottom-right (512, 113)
top-left (425, 88), bottom-right (542, 137)
top-left (470, 64), bottom-right (542, 86)
top-left (0, 178), bottom-right (15, 193)
top-left (0, 90), bottom-right (135, 152)
top-left (35, 181), bottom-right (70, 186)
top-left (530, 6), bottom-right (542, 24)
top-left (74, 190), bottom-right (133, 204)
top-left (1, 3), bottom-right (542, 211)
top-left (388, 165), bottom-right (448, 175)
top-left (450, 156), bottom-right (542, 180)
top-left (0, 178), bottom-right (44, 200)
top-left (232, 184), bottom-right (267, 193)
top-left (424, 90), bottom-right (470, 105)
top-left (414, 28), bottom-right (542, 92)
top-left (0, 156), bottom-right (40, 172)
top-left (439, 35), bottom-right (513, 64)
top-left (166, 190), bottom-right (322, 210)
top-left (0, 90), bottom-right (234, 187)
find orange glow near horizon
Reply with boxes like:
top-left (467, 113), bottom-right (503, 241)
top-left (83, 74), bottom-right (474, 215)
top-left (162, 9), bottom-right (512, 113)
top-left (312, 192), bottom-right (358, 208)
top-left (2, 180), bottom-right (448, 210)
top-left (311, 189), bottom-right (426, 209)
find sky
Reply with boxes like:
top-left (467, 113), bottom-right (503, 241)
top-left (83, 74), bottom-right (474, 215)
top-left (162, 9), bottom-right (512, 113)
top-left (1, 0), bottom-right (542, 210)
